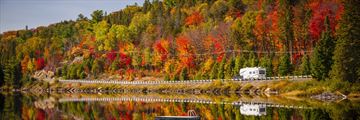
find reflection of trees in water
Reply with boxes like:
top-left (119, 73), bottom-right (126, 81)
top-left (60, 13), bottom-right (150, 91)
top-left (0, 93), bottom-right (22, 120)
top-left (0, 94), bottom-right (359, 119)
top-left (46, 101), bottom-right (360, 120)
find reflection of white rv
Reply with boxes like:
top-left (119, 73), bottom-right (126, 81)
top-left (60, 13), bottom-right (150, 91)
top-left (239, 67), bottom-right (266, 80)
top-left (240, 104), bottom-right (267, 116)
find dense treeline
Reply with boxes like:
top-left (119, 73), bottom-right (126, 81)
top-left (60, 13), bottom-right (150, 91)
top-left (0, 0), bottom-right (359, 88)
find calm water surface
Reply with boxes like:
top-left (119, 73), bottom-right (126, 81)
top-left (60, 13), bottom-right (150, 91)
top-left (0, 93), bottom-right (359, 120)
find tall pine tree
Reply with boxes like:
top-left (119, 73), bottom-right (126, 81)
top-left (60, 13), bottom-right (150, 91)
top-left (179, 67), bottom-right (189, 81)
top-left (217, 57), bottom-right (226, 79)
top-left (232, 56), bottom-right (245, 77)
top-left (278, 52), bottom-right (292, 76)
top-left (331, 0), bottom-right (360, 83)
top-left (310, 17), bottom-right (335, 81)
top-left (260, 55), bottom-right (273, 77)
top-left (299, 54), bottom-right (311, 75)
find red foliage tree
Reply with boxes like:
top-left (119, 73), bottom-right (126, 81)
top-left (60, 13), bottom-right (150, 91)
top-left (254, 12), bottom-right (266, 52)
top-left (118, 52), bottom-right (131, 68)
top-left (206, 35), bottom-right (224, 62)
top-left (185, 11), bottom-right (204, 26)
top-left (35, 57), bottom-right (45, 70)
top-left (153, 39), bottom-right (169, 62)
top-left (268, 6), bottom-right (281, 50)
top-left (176, 35), bottom-right (195, 68)
top-left (254, 1), bottom-right (282, 54)
top-left (308, 0), bottom-right (342, 40)
top-left (106, 50), bottom-right (117, 62)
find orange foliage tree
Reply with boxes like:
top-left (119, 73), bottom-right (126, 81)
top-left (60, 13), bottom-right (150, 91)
top-left (255, 1), bottom-right (281, 55)
top-left (176, 35), bottom-right (195, 68)
top-left (153, 39), bottom-right (170, 65)
top-left (185, 11), bottom-right (204, 26)
top-left (21, 55), bottom-right (30, 74)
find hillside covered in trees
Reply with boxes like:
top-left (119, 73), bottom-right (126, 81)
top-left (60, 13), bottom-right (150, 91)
top-left (0, 0), bottom-right (359, 88)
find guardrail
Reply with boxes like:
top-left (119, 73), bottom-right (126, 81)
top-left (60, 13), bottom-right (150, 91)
top-left (59, 75), bottom-right (312, 85)
top-left (59, 97), bottom-right (312, 109)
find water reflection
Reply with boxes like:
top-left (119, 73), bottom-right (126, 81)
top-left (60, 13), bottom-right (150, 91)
top-left (0, 93), bottom-right (359, 120)
top-left (155, 110), bottom-right (200, 120)
top-left (240, 104), bottom-right (266, 116)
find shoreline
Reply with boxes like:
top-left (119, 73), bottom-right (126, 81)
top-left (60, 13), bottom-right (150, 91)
top-left (2, 79), bottom-right (359, 101)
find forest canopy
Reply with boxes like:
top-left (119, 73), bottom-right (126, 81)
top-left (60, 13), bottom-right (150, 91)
top-left (0, 0), bottom-right (359, 88)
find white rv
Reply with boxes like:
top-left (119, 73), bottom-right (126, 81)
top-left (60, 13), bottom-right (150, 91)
top-left (240, 104), bottom-right (267, 116)
top-left (239, 67), bottom-right (266, 80)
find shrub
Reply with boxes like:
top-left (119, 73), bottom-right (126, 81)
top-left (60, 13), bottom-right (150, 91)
top-left (329, 79), bottom-right (351, 93)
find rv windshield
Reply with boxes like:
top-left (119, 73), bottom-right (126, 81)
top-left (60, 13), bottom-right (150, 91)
top-left (259, 70), bottom-right (265, 74)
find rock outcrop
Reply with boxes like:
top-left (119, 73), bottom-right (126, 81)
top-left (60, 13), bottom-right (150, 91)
top-left (311, 92), bottom-right (347, 102)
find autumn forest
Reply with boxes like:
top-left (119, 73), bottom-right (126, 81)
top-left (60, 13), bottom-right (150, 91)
top-left (0, 0), bottom-right (359, 89)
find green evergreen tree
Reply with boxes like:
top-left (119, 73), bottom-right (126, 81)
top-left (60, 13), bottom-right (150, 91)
top-left (331, 0), bottom-right (360, 83)
top-left (1, 58), bottom-right (22, 88)
top-left (299, 54), bottom-right (311, 75)
top-left (80, 71), bottom-right (86, 79)
top-left (217, 57), bottom-right (226, 79)
top-left (179, 68), bottom-right (189, 81)
top-left (279, 0), bottom-right (295, 54)
top-left (76, 64), bottom-right (84, 79)
top-left (110, 59), bottom-right (119, 72)
top-left (278, 53), bottom-right (292, 76)
top-left (13, 62), bottom-right (22, 88)
top-left (278, 108), bottom-right (293, 120)
top-left (225, 57), bottom-right (235, 79)
top-left (69, 65), bottom-right (77, 79)
top-left (210, 62), bottom-right (218, 79)
top-left (310, 17), bottom-right (335, 81)
top-left (164, 74), bottom-right (170, 81)
top-left (0, 64), bottom-right (4, 86)
top-left (62, 64), bottom-right (68, 79)
top-left (91, 59), bottom-right (100, 77)
top-left (194, 71), bottom-right (202, 80)
top-left (210, 0), bottom-right (229, 21)
top-left (3, 62), bottom-right (14, 87)
top-left (260, 55), bottom-right (273, 77)
top-left (232, 56), bottom-right (245, 77)
top-left (172, 73), bottom-right (179, 81)
top-left (309, 109), bottom-right (331, 120)
top-left (91, 10), bottom-right (104, 23)
top-left (248, 52), bottom-right (259, 67)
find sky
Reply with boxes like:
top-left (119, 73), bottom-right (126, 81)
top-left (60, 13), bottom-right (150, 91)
top-left (0, 0), bottom-right (144, 33)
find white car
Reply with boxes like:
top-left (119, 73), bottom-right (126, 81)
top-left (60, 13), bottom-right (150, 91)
top-left (239, 67), bottom-right (266, 80)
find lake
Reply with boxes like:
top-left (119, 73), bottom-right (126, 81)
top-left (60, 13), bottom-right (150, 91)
top-left (1, 93), bottom-right (359, 120)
